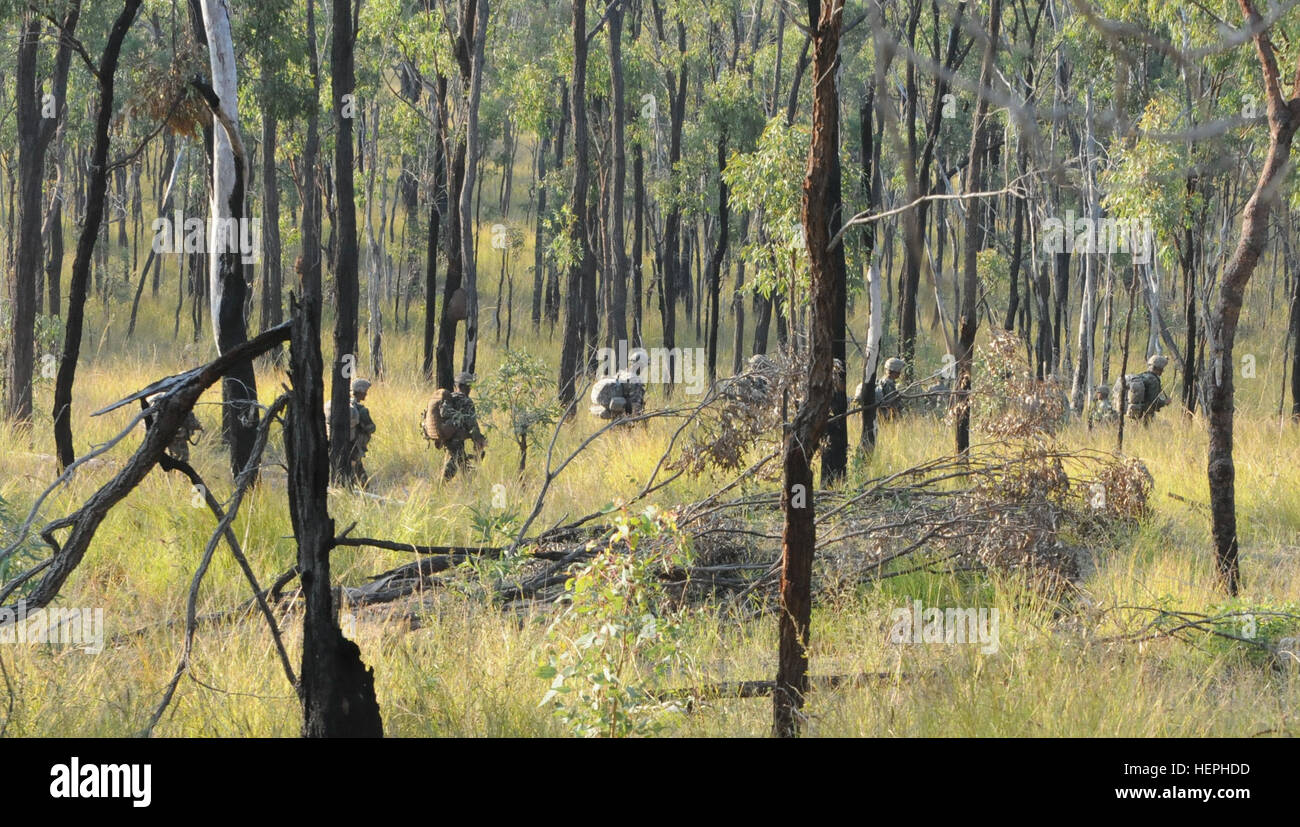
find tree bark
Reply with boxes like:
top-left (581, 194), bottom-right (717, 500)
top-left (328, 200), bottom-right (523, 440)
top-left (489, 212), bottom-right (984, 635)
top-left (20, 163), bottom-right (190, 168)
top-left (8, 3), bottom-right (79, 423)
top-left (955, 0), bottom-right (1001, 455)
top-left (198, 0), bottom-right (260, 479)
top-left (558, 0), bottom-right (598, 404)
top-left (52, 0), bottom-right (139, 470)
top-left (1206, 0), bottom-right (1300, 596)
top-left (773, 0), bottom-right (841, 739)
top-left (326, 0), bottom-right (361, 484)
top-left (286, 299), bottom-right (384, 737)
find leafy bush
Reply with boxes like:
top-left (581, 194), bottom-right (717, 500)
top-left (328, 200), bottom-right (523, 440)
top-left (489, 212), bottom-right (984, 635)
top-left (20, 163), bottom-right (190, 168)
top-left (536, 507), bottom-right (692, 737)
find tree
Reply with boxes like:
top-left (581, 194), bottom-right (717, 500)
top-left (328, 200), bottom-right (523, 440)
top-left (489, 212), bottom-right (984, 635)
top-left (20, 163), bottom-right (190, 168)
top-left (197, 0), bottom-right (261, 479)
top-left (7, 2), bottom-right (79, 424)
top-left (954, 0), bottom-right (1001, 455)
top-left (52, 0), bottom-right (142, 470)
top-left (558, 0), bottom-right (598, 405)
top-left (1205, 0), bottom-right (1300, 595)
top-left (327, 0), bottom-right (361, 485)
top-left (773, 0), bottom-right (842, 740)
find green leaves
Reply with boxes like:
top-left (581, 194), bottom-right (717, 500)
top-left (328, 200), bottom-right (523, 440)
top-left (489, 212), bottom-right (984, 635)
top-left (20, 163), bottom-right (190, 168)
top-left (534, 507), bottom-right (692, 737)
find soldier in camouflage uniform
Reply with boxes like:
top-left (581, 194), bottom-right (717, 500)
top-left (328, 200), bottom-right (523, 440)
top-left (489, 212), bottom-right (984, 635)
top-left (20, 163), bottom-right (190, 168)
top-left (1113, 354), bottom-right (1170, 424)
top-left (325, 379), bottom-right (377, 485)
top-left (440, 372), bottom-right (487, 481)
top-left (875, 357), bottom-right (906, 420)
top-left (167, 411), bottom-right (204, 463)
top-left (350, 379), bottom-right (377, 484)
top-left (1088, 386), bottom-right (1117, 427)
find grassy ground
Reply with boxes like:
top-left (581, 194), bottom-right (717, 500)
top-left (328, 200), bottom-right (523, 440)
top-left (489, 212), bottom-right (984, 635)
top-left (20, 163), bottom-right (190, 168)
top-left (2, 243), bottom-right (1299, 737)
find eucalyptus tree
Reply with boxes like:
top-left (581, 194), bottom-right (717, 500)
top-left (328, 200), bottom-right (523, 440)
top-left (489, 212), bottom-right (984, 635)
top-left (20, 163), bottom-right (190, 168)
top-left (6, 0), bottom-right (79, 425)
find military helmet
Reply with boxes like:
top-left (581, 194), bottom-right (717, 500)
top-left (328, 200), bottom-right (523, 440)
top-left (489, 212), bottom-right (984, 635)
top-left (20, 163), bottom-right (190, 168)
top-left (351, 378), bottom-right (372, 394)
top-left (884, 357), bottom-right (906, 374)
top-left (1146, 354), bottom-right (1169, 371)
top-left (455, 371), bottom-right (476, 386)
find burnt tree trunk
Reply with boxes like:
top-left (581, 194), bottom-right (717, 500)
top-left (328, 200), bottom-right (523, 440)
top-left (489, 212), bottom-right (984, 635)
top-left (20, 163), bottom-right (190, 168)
top-left (558, 0), bottom-right (597, 405)
top-left (328, 0), bottom-right (361, 484)
top-left (286, 298), bottom-right (383, 737)
top-left (53, 0), bottom-right (138, 470)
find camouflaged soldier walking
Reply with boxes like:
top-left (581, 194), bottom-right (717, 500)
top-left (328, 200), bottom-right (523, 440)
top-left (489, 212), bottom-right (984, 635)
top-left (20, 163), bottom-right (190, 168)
top-left (423, 372), bottom-right (486, 481)
top-left (1112, 355), bottom-right (1171, 424)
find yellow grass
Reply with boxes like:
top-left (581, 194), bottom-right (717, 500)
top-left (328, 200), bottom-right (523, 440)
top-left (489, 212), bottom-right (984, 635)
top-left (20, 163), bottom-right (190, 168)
top-left (2, 237), bottom-right (1298, 737)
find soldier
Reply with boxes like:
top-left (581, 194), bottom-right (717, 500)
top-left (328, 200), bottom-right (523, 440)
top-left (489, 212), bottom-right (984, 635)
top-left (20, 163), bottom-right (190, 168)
top-left (167, 410), bottom-right (204, 463)
top-left (1088, 385), bottom-right (1117, 427)
top-left (590, 369), bottom-right (647, 420)
top-left (432, 372), bottom-right (487, 481)
top-left (350, 379), bottom-right (377, 484)
top-left (326, 379), bottom-right (376, 485)
top-left (875, 357), bottom-right (906, 419)
top-left (1113, 354), bottom-right (1171, 424)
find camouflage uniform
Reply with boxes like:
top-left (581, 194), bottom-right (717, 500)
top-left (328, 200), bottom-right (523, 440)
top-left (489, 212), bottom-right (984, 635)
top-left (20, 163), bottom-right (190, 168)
top-left (1088, 388), bottom-right (1117, 427)
top-left (167, 411), bottom-right (204, 463)
top-left (590, 371), bottom-right (647, 419)
top-left (326, 379), bottom-right (376, 485)
top-left (442, 372), bottom-right (486, 481)
top-left (875, 357), bottom-right (906, 420)
top-left (1114, 355), bottom-right (1170, 424)
top-left (351, 380), bottom-right (377, 484)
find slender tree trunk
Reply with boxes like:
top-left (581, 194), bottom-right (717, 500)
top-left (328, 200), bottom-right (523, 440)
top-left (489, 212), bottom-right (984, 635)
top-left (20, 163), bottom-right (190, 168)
top-left (559, 0), bottom-right (598, 404)
top-left (327, 0), bottom-right (360, 484)
top-left (773, 0), bottom-right (841, 740)
top-left (9, 3), bottom-right (79, 423)
top-left (261, 106), bottom-right (284, 362)
top-left (608, 4), bottom-right (630, 348)
top-left (424, 83), bottom-right (447, 381)
top-left (52, 0), bottom-right (137, 470)
top-left (460, 0), bottom-right (488, 376)
top-left (955, 0), bottom-right (1001, 455)
top-left (531, 124), bottom-right (549, 330)
top-left (1206, 0), bottom-right (1300, 596)
top-left (706, 132), bottom-right (729, 384)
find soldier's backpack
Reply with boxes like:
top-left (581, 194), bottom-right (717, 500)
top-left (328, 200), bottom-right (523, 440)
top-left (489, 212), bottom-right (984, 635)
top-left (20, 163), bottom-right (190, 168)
top-left (1111, 374), bottom-right (1147, 411)
top-left (422, 389), bottom-right (474, 446)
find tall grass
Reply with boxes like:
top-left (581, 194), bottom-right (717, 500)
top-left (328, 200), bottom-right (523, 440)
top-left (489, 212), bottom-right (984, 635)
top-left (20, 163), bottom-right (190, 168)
top-left (1, 235), bottom-right (1297, 737)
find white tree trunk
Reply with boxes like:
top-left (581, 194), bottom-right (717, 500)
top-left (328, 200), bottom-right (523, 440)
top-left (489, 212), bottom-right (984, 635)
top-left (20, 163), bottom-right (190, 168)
top-left (200, 0), bottom-right (243, 346)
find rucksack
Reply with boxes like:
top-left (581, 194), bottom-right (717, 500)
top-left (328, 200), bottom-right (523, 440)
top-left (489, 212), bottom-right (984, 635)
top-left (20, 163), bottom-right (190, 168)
top-left (422, 390), bottom-right (474, 445)
top-left (1111, 374), bottom-right (1147, 410)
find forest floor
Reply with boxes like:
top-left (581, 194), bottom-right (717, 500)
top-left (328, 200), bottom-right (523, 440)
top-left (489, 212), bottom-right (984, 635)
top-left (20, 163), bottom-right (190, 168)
top-left (2, 287), bottom-right (1299, 737)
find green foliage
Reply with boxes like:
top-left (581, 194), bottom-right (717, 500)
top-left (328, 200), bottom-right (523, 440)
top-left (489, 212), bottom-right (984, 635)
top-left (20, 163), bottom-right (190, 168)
top-left (723, 117), bottom-right (810, 302)
top-left (1194, 601), bottom-right (1300, 667)
top-left (536, 507), bottom-right (692, 737)
top-left (0, 495), bottom-right (42, 598)
top-left (476, 350), bottom-right (563, 468)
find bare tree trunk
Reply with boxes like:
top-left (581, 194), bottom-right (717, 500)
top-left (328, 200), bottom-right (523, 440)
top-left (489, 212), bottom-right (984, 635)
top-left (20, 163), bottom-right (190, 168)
top-left (773, 0), bottom-right (841, 740)
top-left (559, 0), bottom-right (598, 404)
top-left (53, 0), bottom-right (137, 471)
top-left (955, 0), bottom-right (1001, 455)
top-left (261, 105), bottom-right (284, 362)
top-left (8, 3), bottom-right (79, 423)
top-left (460, 0), bottom-right (488, 377)
top-left (1206, 0), bottom-right (1300, 596)
top-left (327, 0), bottom-right (360, 484)
top-left (607, 3), bottom-right (630, 348)
top-left (286, 298), bottom-right (384, 737)
top-left (706, 132), bottom-right (729, 384)
top-left (424, 79), bottom-right (447, 381)
top-left (198, 0), bottom-right (260, 480)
